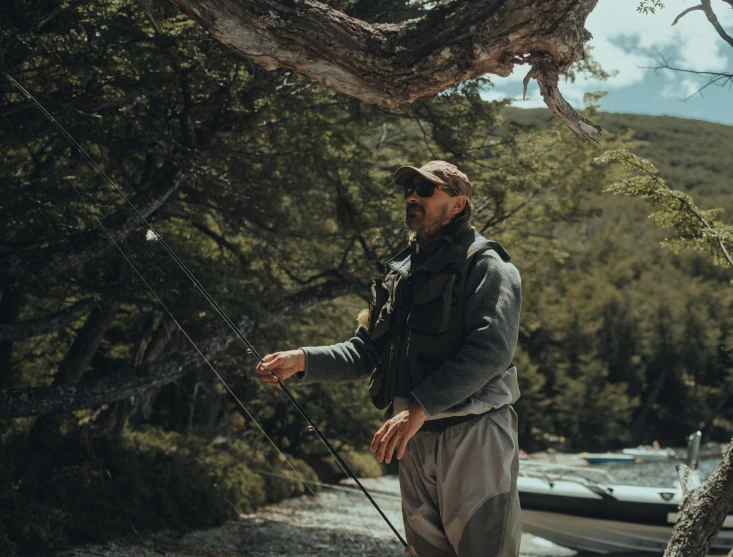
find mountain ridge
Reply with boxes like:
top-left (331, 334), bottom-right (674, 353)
top-left (503, 107), bottom-right (733, 198)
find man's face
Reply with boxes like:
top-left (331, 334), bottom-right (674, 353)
top-left (404, 179), bottom-right (461, 240)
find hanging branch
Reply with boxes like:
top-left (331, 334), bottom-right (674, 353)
top-left (597, 150), bottom-right (733, 273)
top-left (166, 0), bottom-right (603, 145)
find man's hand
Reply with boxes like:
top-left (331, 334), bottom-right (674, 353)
top-left (255, 349), bottom-right (305, 389)
top-left (370, 402), bottom-right (427, 464)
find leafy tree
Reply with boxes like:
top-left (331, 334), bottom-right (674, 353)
top-left (1, 0), bottom-right (732, 554)
top-left (0, 0), bottom-right (634, 551)
top-left (597, 148), bottom-right (733, 557)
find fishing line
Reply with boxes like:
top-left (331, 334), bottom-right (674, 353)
top-left (4, 70), bottom-right (407, 554)
top-left (50, 152), bottom-right (378, 557)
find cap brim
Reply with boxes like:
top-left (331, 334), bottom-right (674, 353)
top-left (393, 166), bottom-right (446, 187)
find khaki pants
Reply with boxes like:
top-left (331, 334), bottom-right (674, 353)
top-left (398, 406), bottom-right (521, 557)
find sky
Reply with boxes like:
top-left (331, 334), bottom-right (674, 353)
top-left (483, 0), bottom-right (733, 125)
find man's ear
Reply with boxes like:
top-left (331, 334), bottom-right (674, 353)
top-left (451, 195), bottom-right (467, 216)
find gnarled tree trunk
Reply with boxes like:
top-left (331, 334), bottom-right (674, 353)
top-left (665, 440), bottom-right (733, 557)
top-left (167, 0), bottom-right (602, 145)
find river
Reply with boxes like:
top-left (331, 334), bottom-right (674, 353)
top-left (54, 458), bottom-right (723, 557)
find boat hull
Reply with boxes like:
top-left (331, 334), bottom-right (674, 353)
top-left (621, 448), bottom-right (675, 461)
top-left (518, 474), bottom-right (733, 554)
top-left (581, 453), bottom-right (637, 464)
top-left (522, 509), bottom-right (733, 554)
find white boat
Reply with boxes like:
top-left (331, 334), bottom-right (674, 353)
top-left (518, 461), bottom-right (733, 554)
top-left (621, 446), bottom-right (676, 461)
top-left (580, 452), bottom-right (637, 464)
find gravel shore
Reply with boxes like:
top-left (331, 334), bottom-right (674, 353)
top-left (53, 476), bottom-right (572, 557)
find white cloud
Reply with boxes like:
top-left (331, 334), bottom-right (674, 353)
top-left (659, 76), bottom-right (704, 99)
top-left (484, 0), bottom-right (733, 108)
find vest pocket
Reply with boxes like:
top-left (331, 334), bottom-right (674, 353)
top-left (408, 272), bottom-right (456, 334)
top-left (368, 277), bottom-right (393, 340)
top-left (369, 343), bottom-right (393, 410)
top-left (368, 369), bottom-right (389, 409)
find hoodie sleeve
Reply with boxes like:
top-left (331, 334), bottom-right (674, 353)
top-left (298, 325), bottom-right (382, 383)
top-left (410, 250), bottom-right (522, 416)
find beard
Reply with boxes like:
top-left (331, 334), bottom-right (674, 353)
top-left (404, 203), bottom-right (449, 242)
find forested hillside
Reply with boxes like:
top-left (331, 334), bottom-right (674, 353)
top-left (1, 0), bottom-right (731, 553)
top-left (505, 107), bottom-right (733, 197)
top-left (500, 107), bottom-right (733, 451)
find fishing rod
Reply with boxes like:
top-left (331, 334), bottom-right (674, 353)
top-left (3, 70), bottom-right (417, 557)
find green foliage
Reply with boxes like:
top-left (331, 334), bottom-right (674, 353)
top-left (500, 108), bottom-right (733, 450)
top-left (0, 428), bottom-right (318, 555)
top-left (2, 0), bottom-right (733, 550)
top-left (597, 150), bottom-right (733, 271)
top-left (637, 0), bottom-right (665, 15)
top-left (518, 193), bottom-right (733, 450)
top-left (505, 109), bottom-right (733, 198)
top-left (552, 356), bottom-right (639, 449)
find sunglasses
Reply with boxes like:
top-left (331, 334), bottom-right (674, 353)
top-left (403, 180), bottom-right (458, 199)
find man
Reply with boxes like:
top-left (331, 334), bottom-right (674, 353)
top-left (256, 161), bottom-right (522, 557)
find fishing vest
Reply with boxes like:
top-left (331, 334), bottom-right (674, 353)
top-left (366, 228), bottom-right (511, 410)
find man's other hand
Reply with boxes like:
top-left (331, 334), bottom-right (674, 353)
top-left (255, 349), bottom-right (305, 390)
top-left (370, 402), bottom-right (427, 464)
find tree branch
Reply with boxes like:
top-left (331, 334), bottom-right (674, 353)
top-left (665, 440), bottom-right (733, 557)
top-left (700, 0), bottom-right (733, 49)
top-left (623, 156), bottom-right (733, 273)
top-left (672, 5), bottom-right (704, 26)
top-left (0, 277), bottom-right (366, 419)
top-left (190, 221), bottom-right (249, 269)
top-left (166, 0), bottom-right (602, 144)
top-left (534, 64), bottom-right (602, 147)
top-left (642, 53), bottom-right (733, 100)
top-left (0, 353), bottom-right (198, 421)
top-left (669, 1), bottom-right (733, 64)
top-left (50, 299), bottom-right (121, 387)
top-left (0, 297), bottom-right (98, 341)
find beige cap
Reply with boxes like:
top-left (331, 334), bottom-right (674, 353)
top-left (393, 160), bottom-right (472, 199)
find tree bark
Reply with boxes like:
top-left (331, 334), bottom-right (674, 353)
top-left (0, 278), bottom-right (365, 420)
top-left (665, 439), bottom-right (733, 557)
top-left (51, 299), bottom-right (121, 387)
top-left (166, 0), bottom-right (602, 145)
top-left (0, 297), bottom-right (97, 342)
top-left (28, 298), bottom-right (120, 439)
